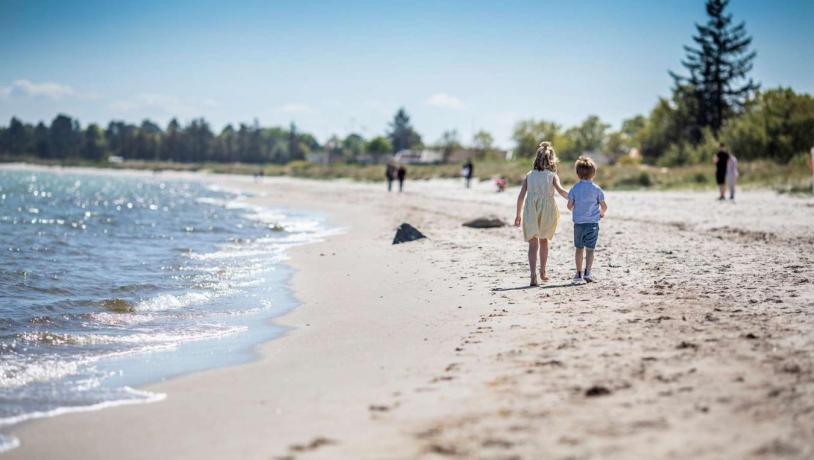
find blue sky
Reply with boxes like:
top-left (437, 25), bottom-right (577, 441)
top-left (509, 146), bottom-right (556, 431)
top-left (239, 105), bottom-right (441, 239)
top-left (1, 0), bottom-right (812, 147)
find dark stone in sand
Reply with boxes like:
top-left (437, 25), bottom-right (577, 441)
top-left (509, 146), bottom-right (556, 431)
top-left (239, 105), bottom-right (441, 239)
top-left (676, 341), bottom-right (698, 350)
top-left (782, 363), bottom-right (801, 374)
top-left (393, 223), bottom-right (426, 244)
top-left (462, 217), bottom-right (507, 228)
top-left (585, 385), bottom-right (611, 397)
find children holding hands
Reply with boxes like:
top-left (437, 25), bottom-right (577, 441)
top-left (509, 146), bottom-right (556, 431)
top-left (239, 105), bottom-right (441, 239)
top-left (515, 145), bottom-right (607, 286)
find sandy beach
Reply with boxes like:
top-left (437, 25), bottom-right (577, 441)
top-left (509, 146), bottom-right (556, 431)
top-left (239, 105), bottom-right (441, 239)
top-left (4, 168), bottom-right (814, 459)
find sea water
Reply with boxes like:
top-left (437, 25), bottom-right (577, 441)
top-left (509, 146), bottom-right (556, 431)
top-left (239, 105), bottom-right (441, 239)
top-left (0, 169), bottom-right (334, 452)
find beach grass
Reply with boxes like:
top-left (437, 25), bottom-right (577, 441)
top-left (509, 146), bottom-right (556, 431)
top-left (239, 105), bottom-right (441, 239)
top-left (2, 155), bottom-right (810, 192)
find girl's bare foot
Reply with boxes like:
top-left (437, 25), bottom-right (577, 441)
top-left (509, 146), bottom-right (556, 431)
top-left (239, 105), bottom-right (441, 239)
top-left (539, 270), bottom-right (549, 282)
top-left (530, 275), bottom-right (539, 287)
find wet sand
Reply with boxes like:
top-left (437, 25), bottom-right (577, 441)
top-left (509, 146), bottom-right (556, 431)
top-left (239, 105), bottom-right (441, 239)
top-left (4, 169), bottom-right (814, 459)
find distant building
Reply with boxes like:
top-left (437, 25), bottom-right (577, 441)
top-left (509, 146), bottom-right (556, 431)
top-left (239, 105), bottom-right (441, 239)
top-left (394, 148), bottom-right (512, 164)
top-left (394, 149), bottom-right (444, 164)
top-left (581, 151), bottom-right (611, 166)
top-left (305, 151), bottom-right (330, 164)
top-left (445, 149), bottom-right (479, 164)
top-left (352, 153), bottom-right (390, 164)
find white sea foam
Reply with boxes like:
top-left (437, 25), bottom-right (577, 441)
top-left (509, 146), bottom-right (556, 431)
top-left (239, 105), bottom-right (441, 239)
top-left (0, 386), bottom-right (165, 428)
top-left (0, 434), bottom-right (20, 453)
top-left (134, 292), bottom-right (211, 311)
top-left (0, 356), bottom-right (88, 389)
top-left (2, 324), bottom-right (246, 389)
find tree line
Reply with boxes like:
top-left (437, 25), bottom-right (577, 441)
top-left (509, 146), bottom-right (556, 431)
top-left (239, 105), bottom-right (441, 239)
top-left (0, 116), bottom-right (314, 164)
top-left (0, 107), bottom-right (431, 164)
top-left (512, 86), bottom-right (813, 166)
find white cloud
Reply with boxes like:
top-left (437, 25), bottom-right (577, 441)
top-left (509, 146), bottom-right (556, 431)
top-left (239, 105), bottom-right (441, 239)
top-left (0, 79), bottom-right (76, 100)
top-left (276, 103), bottom-right (314, 114)
top-left (425, 93), bottom-right (465, 110)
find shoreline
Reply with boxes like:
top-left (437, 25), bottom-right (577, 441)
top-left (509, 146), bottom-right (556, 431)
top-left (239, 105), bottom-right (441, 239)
top-left (3, 164), bottom-right (813, 459)
top-left (0, 164), bottom-right (338, 453)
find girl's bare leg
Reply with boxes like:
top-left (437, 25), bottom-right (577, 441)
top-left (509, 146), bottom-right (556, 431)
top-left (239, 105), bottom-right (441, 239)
top-left (539, 238), bottom-right (549, 281)
top-left (528, 238), bottom-right (539, 286)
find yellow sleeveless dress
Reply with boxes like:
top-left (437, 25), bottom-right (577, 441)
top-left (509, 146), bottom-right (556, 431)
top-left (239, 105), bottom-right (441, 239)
top-left (522, 170), bottom-right (560, 241)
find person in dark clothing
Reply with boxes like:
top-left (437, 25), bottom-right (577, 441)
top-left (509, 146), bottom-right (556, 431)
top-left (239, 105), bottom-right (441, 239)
top-left (714, 143), bottom-right (730, 200)
top-left (463, 159), bottom-right (474, 188)
top-left (397, 165), bottom-right (407, 192)
top-left (385, 162), bottom-right (396, 192)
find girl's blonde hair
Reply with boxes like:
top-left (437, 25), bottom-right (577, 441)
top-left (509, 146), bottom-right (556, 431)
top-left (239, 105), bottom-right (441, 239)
top-left (533, 141), bottom-right (558, 172)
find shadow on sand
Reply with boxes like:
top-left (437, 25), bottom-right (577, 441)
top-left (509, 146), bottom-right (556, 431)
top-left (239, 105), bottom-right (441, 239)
top-left (539, 282), bottom-right (580, 290)
top-left (492, 282), bottom-right (579, 292)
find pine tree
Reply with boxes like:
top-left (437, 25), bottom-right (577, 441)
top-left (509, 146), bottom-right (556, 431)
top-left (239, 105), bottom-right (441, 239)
top-left (82, 124), bottom-right (107, 161)
top-left (5, 117), bottom-right (30, 154)
top-left (288, 122), bottom-right (304, 161)
top-left (670, 0), bottom-right (758, 135)
top-left (387, 108), bottom-right (422, 153)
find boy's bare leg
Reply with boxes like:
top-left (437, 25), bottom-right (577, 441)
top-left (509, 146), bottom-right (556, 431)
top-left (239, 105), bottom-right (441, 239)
top-left (539, 239), bottom-right (549, 280)
top-left (575, 247), bottom-right (584, 275)
top-left (585, 248), bottom-right (595, 274)
top-left (528, 238), bottom-right (539, 286)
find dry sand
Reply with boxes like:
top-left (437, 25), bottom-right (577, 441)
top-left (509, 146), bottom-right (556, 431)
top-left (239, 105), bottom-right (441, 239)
top-left (4, 168), bottom-right (814, 459)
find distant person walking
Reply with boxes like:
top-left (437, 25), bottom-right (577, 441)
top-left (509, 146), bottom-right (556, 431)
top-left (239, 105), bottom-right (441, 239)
top-left (397, 164), bottom-right (407, 192)
top-left (714, 143), bottom-right (730, 200)
top-left (385, 162), bottom-right (396, 192)
top-left (726, 152), bottom-right (739, 200)
top-left (462, 159), bottom-right (474, 188)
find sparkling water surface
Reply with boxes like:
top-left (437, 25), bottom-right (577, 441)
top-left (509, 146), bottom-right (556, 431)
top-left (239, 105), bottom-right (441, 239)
top-left (0, 169), bottom-right (332, 451)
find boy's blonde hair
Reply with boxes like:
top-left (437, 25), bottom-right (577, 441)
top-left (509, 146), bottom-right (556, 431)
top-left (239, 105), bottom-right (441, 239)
top-left (533, 141), bottom-right (558, 172)
top-left (575, 155), bottom-right (597, 179)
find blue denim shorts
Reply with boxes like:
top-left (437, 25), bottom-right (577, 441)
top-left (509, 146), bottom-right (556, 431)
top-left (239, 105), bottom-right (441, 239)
top-left (573, 223), bottom-right (599, 249)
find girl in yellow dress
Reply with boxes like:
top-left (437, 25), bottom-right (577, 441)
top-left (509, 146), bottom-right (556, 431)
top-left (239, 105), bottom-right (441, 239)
top-left (514, 141), bottom-right (570, 286)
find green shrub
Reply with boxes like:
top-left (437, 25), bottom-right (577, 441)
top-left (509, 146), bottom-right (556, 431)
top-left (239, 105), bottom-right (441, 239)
top-left (787, 151), bottom-right (812, 168)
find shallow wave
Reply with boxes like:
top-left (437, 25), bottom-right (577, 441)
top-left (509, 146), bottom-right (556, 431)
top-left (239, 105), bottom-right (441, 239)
top-left (133, 292), bottom-right (211, 311)
top-left (0, 386), bottom-right (166, 427)
top-left (90, 311), bottom-right (157, 326)
top-left (14, 324), bottom-right (247, 348)
top-left (0, 355), bottom-right (87, 389)
top-left (112, 283), bottom-right (160, 293)
top-left (2, 325), bottom-right (247, 390)
top-left (96, 292), bottom-right (213, 313)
